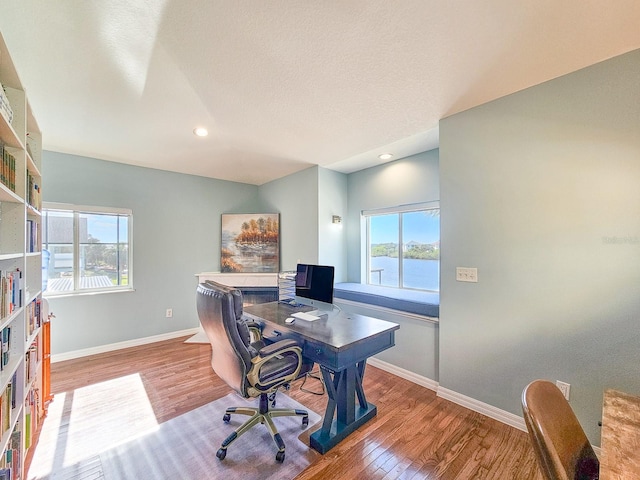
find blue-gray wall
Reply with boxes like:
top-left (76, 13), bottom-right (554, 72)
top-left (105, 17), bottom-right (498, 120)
top-left (439, 48), bottom-right (640, 445)
top-left (341, 150), bottom-right (440, 380)
top-left (43, 151), bottom-right (260, 353)
top-left (258, 165), bottom-right (348, 281)
top-left (318, 168), bottom-right (348, 282)
top-left (346, 150), bottom-right (440, 283)
top-left (258, 166), bottom-right (320, 271)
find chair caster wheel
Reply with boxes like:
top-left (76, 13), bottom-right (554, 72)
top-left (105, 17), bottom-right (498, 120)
top-left (223, 413), bottom-right (231, 423)
top-left (302, 416), bottom-right (309, 427)
top-left (276, 451), bottom-right (285, 463)
top-left (216, 448), bottom-right (227, 460)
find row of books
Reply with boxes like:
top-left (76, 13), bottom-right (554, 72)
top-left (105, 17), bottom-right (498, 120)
top-left (26, 299), bottom-right (41, 339)
top-left (0, 270), bottom-right (22, 321)
top-left (0, 373), bottom-right (16, 436)
top-left (0, 430), bottom-right (19, 480)
top-left (24, 387), bottom-right (40, 452)
top-left (0, 145), bottom-right (16, 194)
top-left (26, 220), bottom-right (39, 254)
top-left (0, 86), bottom-right (12, 126)
top-left (25, 338), bottom-right (39, 385)
top-left (0, 328), bottom-right (10, 372)
top-left (26, 172), bottom-right (41, 211)
top-left (0, 374), bottom-right (19, 480)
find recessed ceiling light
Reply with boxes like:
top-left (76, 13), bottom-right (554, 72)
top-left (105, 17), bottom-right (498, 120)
top-left (193, 127), bottom-right (208, 137)
top-left (378, 153), bottom-right (393, 160)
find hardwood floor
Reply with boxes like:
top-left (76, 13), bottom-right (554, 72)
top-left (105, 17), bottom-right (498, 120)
top-left (34, 336), bottom-right (543, 480)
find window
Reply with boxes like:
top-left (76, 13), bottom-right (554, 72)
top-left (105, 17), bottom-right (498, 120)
top-left (42, 203), bottom-right (132, 295)
top-left (364, 202), bottom-right (439, 292)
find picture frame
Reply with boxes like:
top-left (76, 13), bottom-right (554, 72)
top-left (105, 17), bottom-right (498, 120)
top-left (221, 213), bottom-right (280, 273)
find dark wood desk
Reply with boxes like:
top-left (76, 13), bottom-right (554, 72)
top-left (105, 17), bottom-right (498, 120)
top-left (600, 389), bottom-right (640, 479)
top-left (244, 302), bottom-right (399, 454)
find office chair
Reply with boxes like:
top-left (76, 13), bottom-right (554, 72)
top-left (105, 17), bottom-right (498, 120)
top-left (196, 280), bottom-right (312, 462)
top-left (521, 380), bottom-right (599, 480)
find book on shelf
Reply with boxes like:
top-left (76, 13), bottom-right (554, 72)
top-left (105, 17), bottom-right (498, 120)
top-left (26, 171), bottom-right (41, 210)
top-left (0, 326), bottom-right (10, 371)
top-left (1, 377), bottom-right (12, 435)
top-left (0, 84), bottom-right (13, 125)
top-left (23, 414), bottom-right (30, 452)
top-left (0, 269), bottom-right (22, 320)
top-left (26, 220), bottom-right (39, 253)
top-left (0, 372), bottom-right (17, 440)
top-left (25, 340), bottom-right (39, 383)
top-left (26, 298), bottom-right (41, 337)
top-left (0, 144), bottom-right (16, 193)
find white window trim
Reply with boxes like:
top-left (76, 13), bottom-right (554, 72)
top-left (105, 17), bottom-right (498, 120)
top-left (363, 201), bottom-right (440, 292)
top-left (42, 202), bottom-right (133, 296)
top-left (43, 202), bottom-right (132, 216)
top-left (362, 200), bottom-right (439, 217)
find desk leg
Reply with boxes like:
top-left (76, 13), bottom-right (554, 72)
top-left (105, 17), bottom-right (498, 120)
top-left (310, 361), bottom-right (377, 454)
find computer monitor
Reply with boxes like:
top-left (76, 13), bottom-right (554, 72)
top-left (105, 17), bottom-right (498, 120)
top-left (295, 263), bottom-right (335, 311)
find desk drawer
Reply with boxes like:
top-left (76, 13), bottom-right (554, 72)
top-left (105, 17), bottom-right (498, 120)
top-left (261, 324), bottom-right (338, 368)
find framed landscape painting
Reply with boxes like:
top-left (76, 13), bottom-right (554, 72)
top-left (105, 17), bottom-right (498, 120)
top-left (221, 213), bottom-right (280, 273)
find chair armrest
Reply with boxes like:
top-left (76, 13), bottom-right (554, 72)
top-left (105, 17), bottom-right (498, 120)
top-left (247, 340), bottom-right (303, 392)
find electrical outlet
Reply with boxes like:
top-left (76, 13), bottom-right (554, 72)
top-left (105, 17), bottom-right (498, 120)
top-left (556, 381), bottom-right (570, 400)
top-left (166, 308), bottom-right (173, 318)
top-left (456, 267), bottom-right (478, 283)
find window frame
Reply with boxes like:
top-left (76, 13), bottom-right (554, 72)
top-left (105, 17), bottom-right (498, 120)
top-left (42, 202), bottom-right (133, 296)
top-left (363, 201), bottom-right (440, 292)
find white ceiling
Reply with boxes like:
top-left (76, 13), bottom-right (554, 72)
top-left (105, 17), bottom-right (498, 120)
top-left (1, 1), bottom-right (639, 185)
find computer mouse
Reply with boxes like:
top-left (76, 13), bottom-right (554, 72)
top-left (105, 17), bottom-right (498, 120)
top-left (285, 317), bottom-right (295, 324)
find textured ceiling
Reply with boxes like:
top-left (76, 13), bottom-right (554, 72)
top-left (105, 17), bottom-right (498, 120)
top-left (1, 1), bottom-right (639, 185)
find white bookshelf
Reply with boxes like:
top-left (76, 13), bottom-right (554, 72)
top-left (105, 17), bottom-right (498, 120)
top-left (0, 31), bottom-right (45, 478)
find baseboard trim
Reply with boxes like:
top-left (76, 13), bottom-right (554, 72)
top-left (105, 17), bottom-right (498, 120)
top-left (51, 328), bottom-right (201, 363)
top-left (368, 357), bottom-right (528, 433)
top-left (436, 386), bottom-right (527, 432)
top-left (368, 357), bottom-right (439, 392)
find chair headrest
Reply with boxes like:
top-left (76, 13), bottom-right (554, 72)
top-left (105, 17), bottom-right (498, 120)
top-left (202, 280), bottom-right (243, 320)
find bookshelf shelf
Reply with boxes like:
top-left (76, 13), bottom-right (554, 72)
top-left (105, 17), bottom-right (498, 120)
top-left (0, 120), bottom-right (20, 150)
top-left (0, 32), bottom-right (45, 478)
top-left (0, 182), bottom-right (21, 204)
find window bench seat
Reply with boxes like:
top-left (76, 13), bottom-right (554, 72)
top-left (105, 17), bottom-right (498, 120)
top-left (334, 283), bottom-right (439, 318)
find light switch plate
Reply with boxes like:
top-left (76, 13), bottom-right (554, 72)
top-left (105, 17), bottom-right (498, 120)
top-left (456, 267), bottom-right (478, 282)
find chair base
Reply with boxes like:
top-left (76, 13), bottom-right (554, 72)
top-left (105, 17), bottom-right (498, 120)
top-left (216, 392), bottom-right (309, 462)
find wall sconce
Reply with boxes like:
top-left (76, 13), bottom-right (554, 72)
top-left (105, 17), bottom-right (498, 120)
top-left (332, 215), bottom-right (342, 224)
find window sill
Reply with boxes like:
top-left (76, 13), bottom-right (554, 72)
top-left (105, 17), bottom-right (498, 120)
top-left (333, 283), bottom-right (439, 318)
top-left (44, 288), bottom-right (135, 299)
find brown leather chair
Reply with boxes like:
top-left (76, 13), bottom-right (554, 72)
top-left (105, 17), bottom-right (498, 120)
top-left (521, 380), bottom-right (599, 480)
top-left (196, 280), bottom-right (312, 462)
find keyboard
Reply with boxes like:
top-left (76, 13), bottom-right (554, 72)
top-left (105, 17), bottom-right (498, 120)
top-left (291, 311), bottom-right (320, 322)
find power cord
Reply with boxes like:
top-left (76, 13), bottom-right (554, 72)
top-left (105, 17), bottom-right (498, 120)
top-left (300, 366), bottom-right (325, 395)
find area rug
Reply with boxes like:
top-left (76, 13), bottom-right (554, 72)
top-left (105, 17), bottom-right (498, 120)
top-left (100, 393), bottom-right (321, 480)
top-left (28, 374), bottom-right (321, 480)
